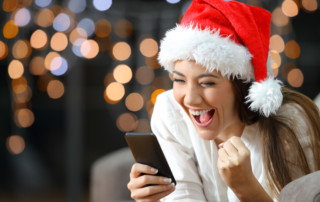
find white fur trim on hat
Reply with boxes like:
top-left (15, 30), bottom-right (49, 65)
top-left (246, 77), bottom-right (283, 117)
top-left (158, 24), bottom-right (254, 81)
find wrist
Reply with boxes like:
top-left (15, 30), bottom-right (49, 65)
top-left (232, 177), bottom-right (272, 202)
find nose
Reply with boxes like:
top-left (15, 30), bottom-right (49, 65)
top-left (184, 83), bottom-right (202, 107)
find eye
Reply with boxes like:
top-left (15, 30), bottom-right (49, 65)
top-left (201, 82), bottom-right (215, 86)
top-left (173, 78), bottom-right (185, 83)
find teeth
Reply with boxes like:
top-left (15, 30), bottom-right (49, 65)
top-left (189, 109), bottom-right (211, 116)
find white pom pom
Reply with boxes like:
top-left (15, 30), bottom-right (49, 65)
top-left (246, 78), bottom-right (283, 117)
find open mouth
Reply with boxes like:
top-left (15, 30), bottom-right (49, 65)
top-left (189, 109), bottom-right (215, 127)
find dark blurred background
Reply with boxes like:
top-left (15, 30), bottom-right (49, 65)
top-left (0, 0), bottom-right (319, 201)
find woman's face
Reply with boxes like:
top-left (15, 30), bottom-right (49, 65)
top-left (173, 60), bottom-right (243, 141)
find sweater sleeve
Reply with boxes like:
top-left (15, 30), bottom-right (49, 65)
top-left (151, 90), bottom-right (207, 201)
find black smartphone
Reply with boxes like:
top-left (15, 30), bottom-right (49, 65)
top-left (124, 132), bottom-right (176, 185)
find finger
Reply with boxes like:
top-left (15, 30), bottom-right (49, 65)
top-left (223, 140), bottom-right (239, 157)
top-left (131, 183), bottom-right (175, 200)
top-left (218, 148), bottom-right (229, 163)
top-left (130, 163), bottom-right (158, 178)
top-left (135, 175), bottom-right (173, 188)
top-left (139, 185), bottom-right (175, 201)
top-left (229, 136), bottom-right (249, 154)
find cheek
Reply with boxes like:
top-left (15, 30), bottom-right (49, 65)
top-left (173, 85), bottom-right (183, 104)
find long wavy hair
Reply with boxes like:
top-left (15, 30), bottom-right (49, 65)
top-left (231, 78), bottom-right (320, 197)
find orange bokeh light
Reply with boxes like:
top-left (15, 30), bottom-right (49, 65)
top-left (8, 60), bottom-right (24, 79)
top-left (3, 20), bottom-right (19, 39)
top-left (112, 42), bottom-right (131, 61)
top-left (0, 41), bottom-right (9, 60)
top-left (30, 29), bottom-right (48, 49)
top-left (139, 38), bottom-right (158, 57)
top-left (6, 135), bottom-right (25, 155)
top-left (51, 32), bottom-right (68, 51)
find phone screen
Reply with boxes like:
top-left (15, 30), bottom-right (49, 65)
top-left (125, 132), bottom-right (176, 185)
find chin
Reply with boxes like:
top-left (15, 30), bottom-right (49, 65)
top-left (196, 128), bottom-right (218, 140)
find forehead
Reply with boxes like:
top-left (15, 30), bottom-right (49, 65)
top-left (174, 60), bottom-right (222, 77)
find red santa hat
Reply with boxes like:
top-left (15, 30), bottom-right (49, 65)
top-left (158, 0), bottom-right (283, 117)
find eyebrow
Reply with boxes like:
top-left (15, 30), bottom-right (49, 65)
top-left (173, 71), bottom-right (219, 78)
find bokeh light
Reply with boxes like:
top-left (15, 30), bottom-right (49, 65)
top-left (166, 0), bottom-right (181, 4)
top-left (282, 0), bottom-right (299, 17)
top-left (105, 82), bottom-right (125, 103)
top-left (35, 8), bottom-right (54, 27)
top-left (3, 20), bottom-right (19, 39)
top-left (2, 0), bottom-right (18, 12)
top-left (13, 86), bottom-right (32, 103)
top-left (80, 39), bottom-right (99, 59)
top-left (47, 80), bottom-right (65, 99)
top-left (68, 0), bottom-right (86, 13)
top-left (151, 89), bottom-right (165, 105)
top-left (93, 0), bottom-right (112, 11)
top-left (114, 19), bottom-right (133, 38)
top-left (12, 76), bottom-right (28, 94)
top-left (35, 0), bottom-right (52, 7)
top-left (125, 93), bottom-right (144, 112)
top-left (0, 41), bottom-right (9, 60)
top-left (112, 42), bottom-right (131, 61)
top-left (284, 40), bottom-right (300, 59)
top-left (287, 68), bottom-right (304, 88)
top-left (116, 112), bottom-right (138, 132)
top-left (70, 27), bottom-right (88, 45)
top-left (50, 56), bottom-right (68, 76)
top-left (95, 19), bottom-right (111, 38)
top-left (272, 7), bottom-right (289, 27)
top-left (51, 32), bottom-right (68, 51)
top-left (45, 52), bottom-right (61, 71)
top-left (78, 18), bottom-right (95, 37)
top-left (139, 38), bottom-right (158, 57)
top-left (270, 50), bottom-right (281, 70)
top-left (14, 108), bottom-right (35, 128)
top-left (302, 0), bottom-right (318, 12)
top-left (53, 13), bottom-right (71, 32)
top-left (270, 34), bottom-right (285, 53)
top-left (8, 60), bottom-right (24, 79)
top-left (30, 29), bottom-right (48, 49)
top-left (136, 66), bottom-right (155, 85)
top-left (6, 135), bottom-right (25, 155)
top-left (14, 8), bottom-right (31, 27)
top-left (12, 40), bottom-right (32, 59)
top-left (29, 56), bottom-right (47, 75)
top-left (113, 64), bottom-right (132, 84)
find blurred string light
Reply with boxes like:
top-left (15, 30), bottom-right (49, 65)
top-left (30, 29), bottom-right (48, 49)
top-left (14, 8), bottom-right (31, 27)
top-left (6, 135), bottom-right (25, 155)
top-left (69, 0), bottom-right (87, 13)
top-left (302, 0), bottom-right (318, 12)
top-left (35, 0), bottom-right (52, 8)
top-left (93, 0), bottom-right (112, 11)
top-left (78, 18), bottom-right (95, 37)
top-left (53, 13), bottom-right (71, 32)
top-left (0, 41), bottom-right (9, 60)
top-left (166, 0), bottom-right (181, 4)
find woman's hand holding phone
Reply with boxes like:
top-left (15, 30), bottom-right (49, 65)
top-left (127, 163), bottom-right (175, 201)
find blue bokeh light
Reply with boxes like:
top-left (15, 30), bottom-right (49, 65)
top-left (78, 18), bottom-right (95, 37)
top-left (93, 0), bottom-right (112, 11)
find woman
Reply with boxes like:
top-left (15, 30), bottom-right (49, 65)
top-left (127, 0), bottom-right (320, 201)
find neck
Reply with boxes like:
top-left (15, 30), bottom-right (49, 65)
top-left (214, 122), bottom-right (245, 146)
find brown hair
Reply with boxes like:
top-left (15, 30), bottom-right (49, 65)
top-left (231, 78), bottom-right (320, 197)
